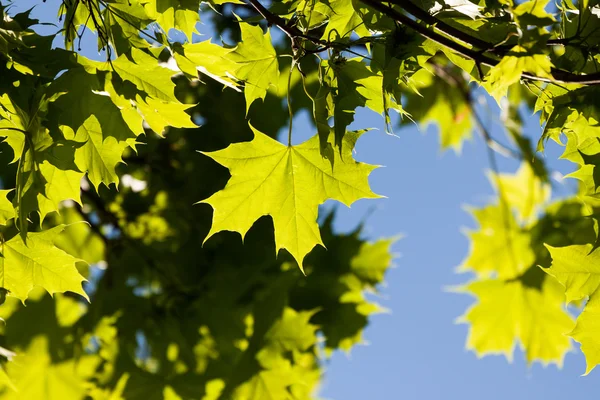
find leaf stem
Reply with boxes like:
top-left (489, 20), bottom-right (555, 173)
top-left (287, 61), bottom-right (295, 146)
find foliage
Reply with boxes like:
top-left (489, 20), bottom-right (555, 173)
top-left (0, 0), bottom-right (600, 397)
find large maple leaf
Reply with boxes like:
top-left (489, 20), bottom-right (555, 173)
top-left (200, 127), bottom-right (382, 270)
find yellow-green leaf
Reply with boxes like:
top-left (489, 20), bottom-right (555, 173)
top-left (1, 336), bottom-right (99, 399)
top-left (0, 226), bottom-right (88, 302)
top-left (546, 244), bottom-right (600, 374)
top-left (176, 41), bottom-right (239, 90)
top-left (490, 163), bottom-right (550, 221)
top-left (457, 276), bottom-right (574, 366)
top-left (142, 0), bottom-right (200, 41)
top-left (0, 190), bottom-right (14, 225)
top-left (201, 128), bottom-right (381, 270)
top-left (350, 238), bottom-right (397, 284)
top-left (568, 291), bottom-right (600, 375)
top-left (457, 204), bottom-right (535, 279)
top-left (224, 23), bottom-right (279, 112)
top-left (545, 244), bottom-right (600, 303)
top-left (483, 46), bottom-right (553, 103)
top-left (62, 115), bottom-right (128, 190)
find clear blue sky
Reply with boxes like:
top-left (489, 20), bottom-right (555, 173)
top-left (13, 0), bottom-right (598, 398)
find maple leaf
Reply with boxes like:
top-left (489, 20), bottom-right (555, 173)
top-left (456, 275), bottom-right (573, 366)
top-left (483, 45), bottom-right (553, 103)
top-left (17, 142), bottom-right (85, 225)
top-left (404, 68), bottom-right (473, 152)
top-left (350, 238), bottom-right (397, 284)
top-left (490, 163), bottom-right (550, 222)
top-left (319, 0), bottom-right (370, 40)
top-left (224, 23), bottom-right (279, 112)
top-left (457, 204), bottom-right (535, 279)
top-left (546, 244), bottom-right (600, 374)
top-left (200, 127), bottom-right (382, 271)
top-left (319, 58), bottom-right (402, 149)
top-left (110, 48), bottom-right (182, 103)
top-left (61, 115), bottom-right (128, 191)
top-left (0, 190), bottom-right (14, 225)
top-left (2, 336), bottom-right (99, 399)
top-left (142, 0), bottom-right (201, 41)
top-left (233, 370), bottom-right (295, 400)
top-left (0, 94), bottom-right (27, 162)
top-left (0, 226), bottom-right (88, 302)
top-left (176, 40), bottom-right (240, 90)
top-left (513, 0), bottom-right (556, 27)
top-left (264, 308), bottom-right (318, 353)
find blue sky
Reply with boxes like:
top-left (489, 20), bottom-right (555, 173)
top-left (10, 0), bottom-right (598, 398)
top-left (316, 104), bottom-right (597, 399)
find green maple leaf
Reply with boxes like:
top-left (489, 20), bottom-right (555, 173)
top-left (483, 45), bottom-right (553, 103)
top-left (457, 274), bottom-right (573, 366)
top-left (86, 49), bottom-right (196, 134)
top-left (233, 370), bottom-right (294, 400)
top-left (176, 40), bottom-right (239, 89)
top-left (350, 238), bottom-right (397, 284)
top-left (200, 127), bottom-right (381, 270)
top-left (136, 97), bottom-right (196, 136)
top-left (403, 68), bottom-right (473, 152)
top-left (545, 244), bottom-right (600, 374)
top-left (142, 0), bottom-right (201, 41)
top-left (224, 23), bottom-right (279, 112)
top-left (53, 206), bottom-right (105, 265)
top-left (17, 142), bottom-right (85, 225)
top-left (0, 190), bottom-right (14, 225)
top-left (490, 163), bottom-right (550, 221)
top-left (61, 115), bottom-right (128, 190)
top-left (559, 134), bottom-right (600, 200)
top-left (570, 294), bottom-right (600, 376)
top-left (0, 93), bottom-right (27, 162)
top-left (513, 0), bottom-right (555, 27)
top-left (110, 48), bottom-right (181, 103)
top-left (320, 0), bottom-right (370, 40)
top-left (0, 91), bottom-right (84, 228)
top-left (319, 58), bottom-right (402, 149)
top-left (457, 204), bottom-right (535, 279)
top-left (264, 308), bottom-right (318, 353)
top-left (2, 336), bottom-right (99, 399)
top-left (0, 226), bottom-right (88, 302)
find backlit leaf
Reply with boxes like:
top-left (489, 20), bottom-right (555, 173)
top-left (201, 127), bottom-right (381, 270)
top-left (0, 226), bottom-right (88, 302)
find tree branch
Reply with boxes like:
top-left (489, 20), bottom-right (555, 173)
top-left (385, 0), bottom-right (494, 51)
top-left (383, 0), bottom-right (571, 52)
top-left (360, 0), bottom-right (600, 85)
top-left (247, 0), bottom-right (326, 46)
top-left (245, 0), bottom-right (600, 85)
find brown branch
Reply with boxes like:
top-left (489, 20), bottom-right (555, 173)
top-left (384, 0), bottom-right (573, 52)
top-left (360, 0), bottom-right (600, 85)
top-left (247, 0), bottom-right (326, 46)
top-left (385, 0), bottom-right (493, 50)
top-left (244, 0), bottom-right (600, 85)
